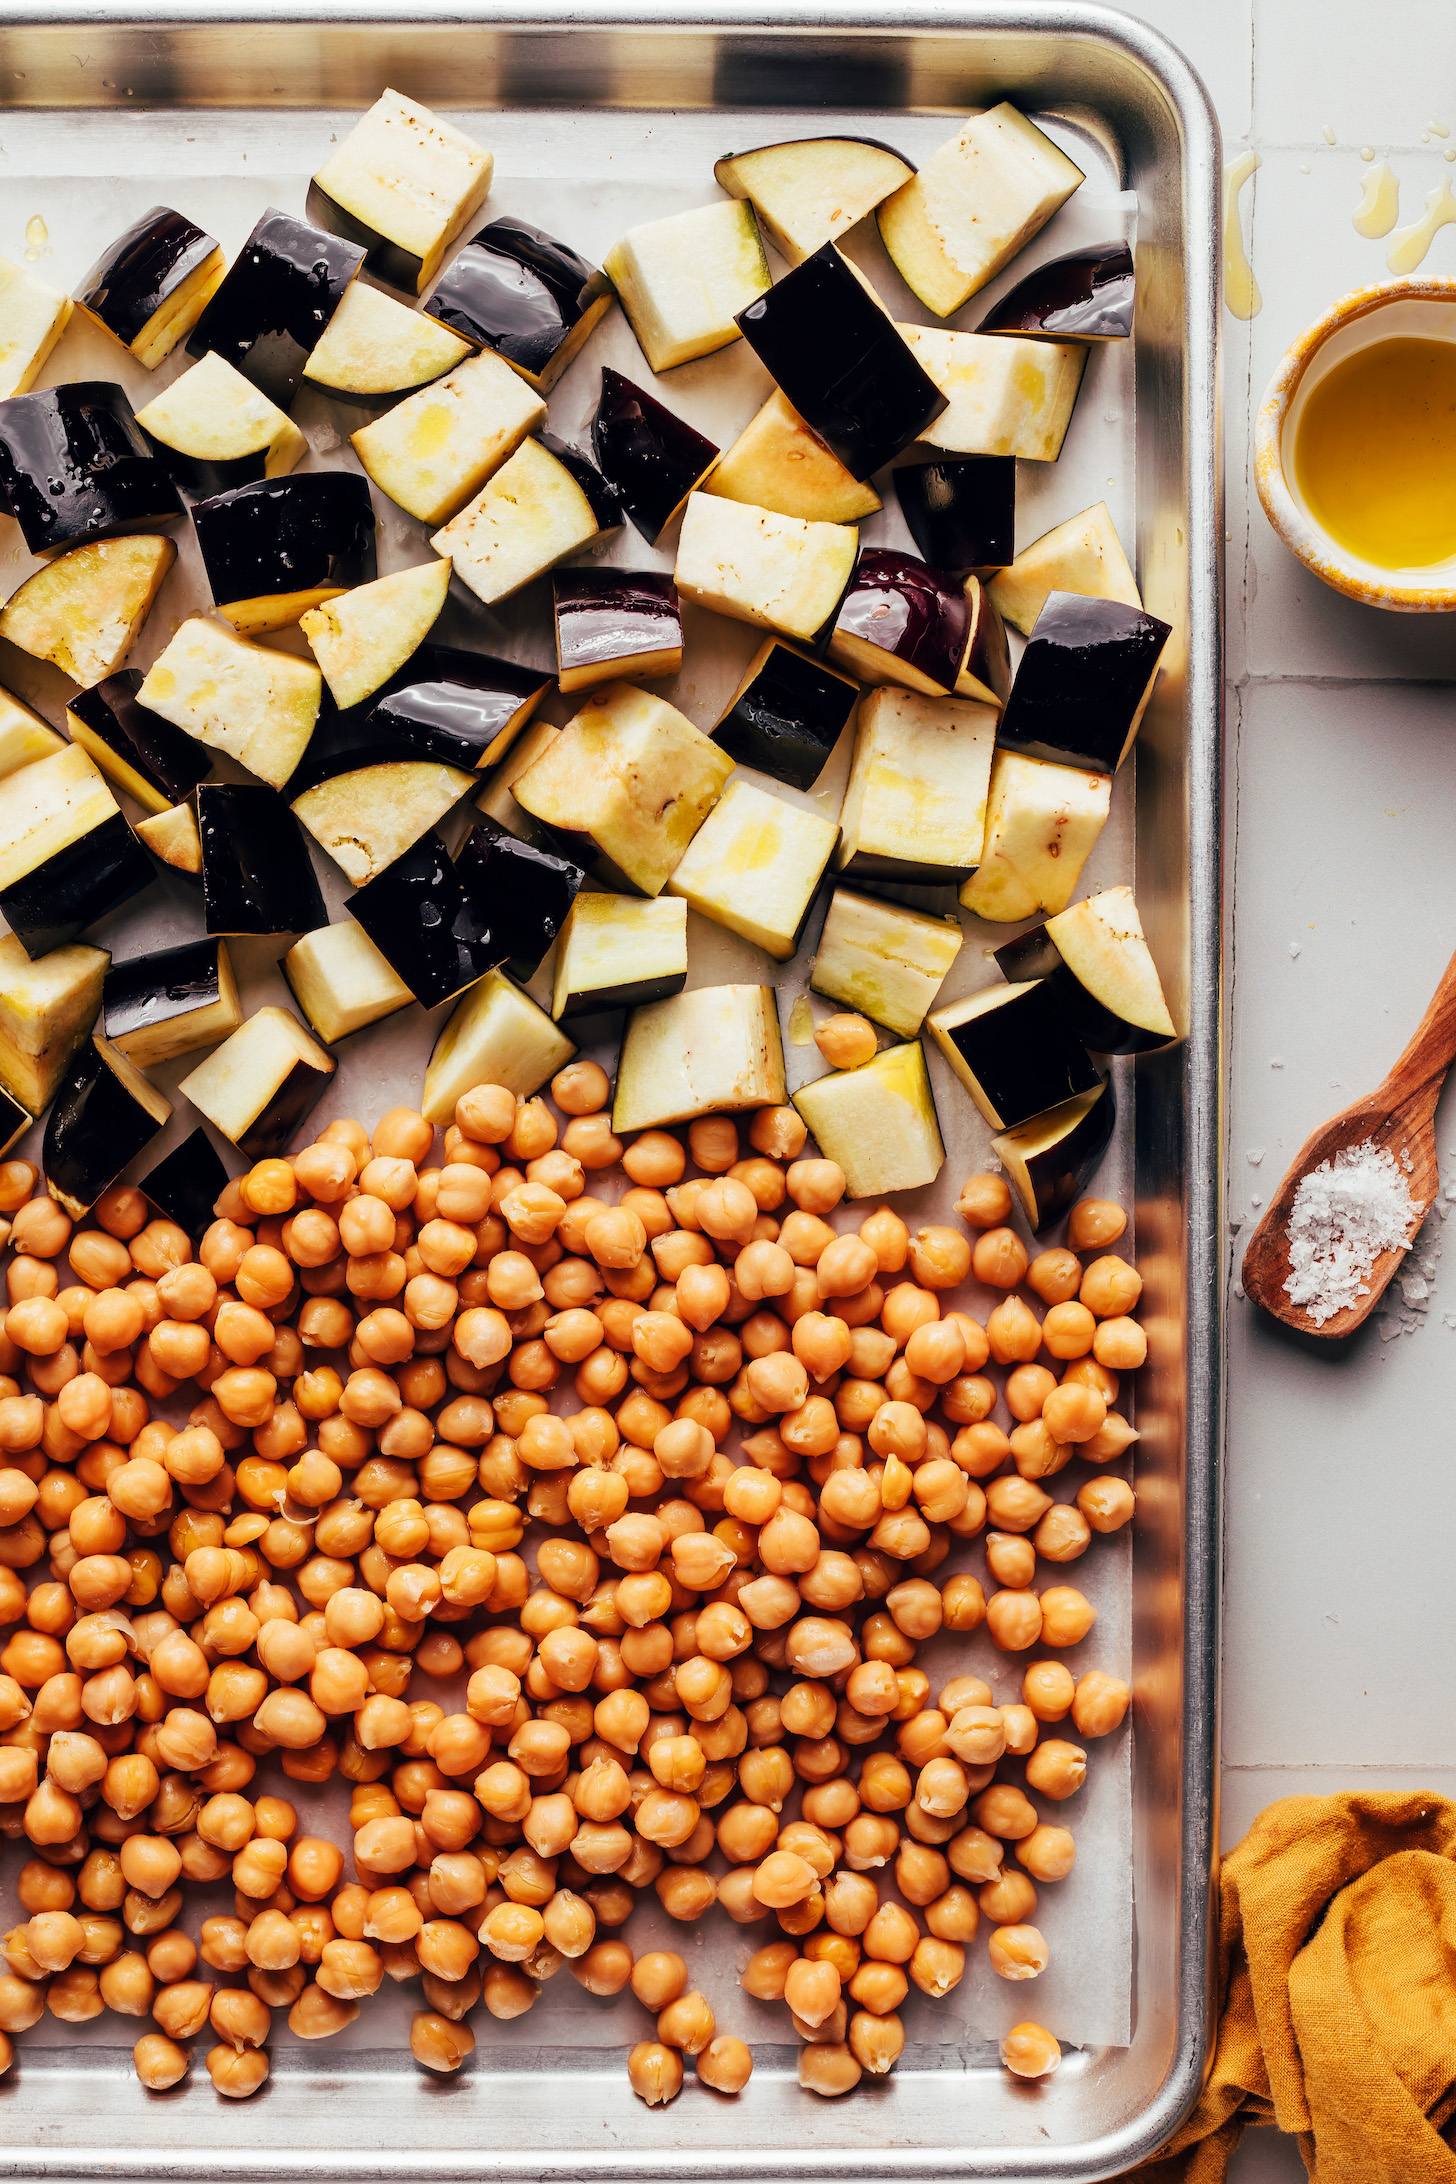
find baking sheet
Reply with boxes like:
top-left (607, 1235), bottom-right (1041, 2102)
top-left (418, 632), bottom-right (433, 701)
top-left (0, 121), bottom-right (1137, 2061)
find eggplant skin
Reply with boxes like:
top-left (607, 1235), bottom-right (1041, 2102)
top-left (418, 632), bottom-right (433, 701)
top-left (367, 646), bottom-right (552, 770)
top-left (0, 1084), bottom-right (29, 1160)
top-left (831, 548), bottom-right (968, 693)
top-left (591, 368), bottom-right (718, 545)
top-left (141, 1126), bottom-right (230, 1240)
top-left (894, 458), bottom-right (1015, 577)
top-left (554, 569), bottom-right (683, 686)
top-left (187, 209), bottom-right (365, 408)
top-left (76, 206), bottom-right (219, 348)
top-left (0, 383), bottom-right (183, 557)
top-left (539, 432), bottom-right (623, 534)
top-left (456, 816), bottom-right (585, 985)
top-left (192, 473), bottom-right (376, 614)
top-left (102, 937), bottom-right (224, 1044)
top-left (44, 1041), bottom-right (167, 1218)
top-left (993, 920), bottom-right (1171, 1056)
top-left (346, 829), bottom-right (503, 1009)
top-left (238, 1061), bottom-right (333, 1162)
top-left (997, 1077), bottom-right (1116, 1231)
top-left (976, 241), bottom-right (1135, 342)
top-left (712, 640), bottom-right (857, 793)
top-left (429, 218), bottom-right (609, 377)
top-left (67, 671), bottom-right (212, 812)
top-left (198, 783), bottom-right (327, 938)
top-left (996, 591), bottom-right (1172, 774)
top-left (0, 813), bottom-right (154, 962)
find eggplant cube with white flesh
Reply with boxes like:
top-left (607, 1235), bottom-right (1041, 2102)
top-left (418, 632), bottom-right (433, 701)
top-left (283, 921), bottom-right (414, 1046)
top-left (928, 980), bottom-right (1099, 1132)
top-left (102, 937), bottom-right (243, 1070)
top-left (422, 969), bottom-right (576, 1126)
top-left (198, 783), bottom-right (327, 939)
top-left (0, 383), bottom-right (183, 557)
top-left (668, 779), bottom-right (838, 961)
top-left (960, 751), bottom-right (1111, 924)
top-left (995, 1076), bottom-right (1116, 1232)
top-left (135, 353), bottom-right (307, 498)
top-left (0, 687), bottom-right (65, 780)
top-left (735, 245), bottom-right (947, 482)
top-left (604, 199), bottom-right (769, 373)
top-left (139, 616), bottom-right (321, 791)
top-left (455, 817), bottom-right (585, 986)
top-left (837, 685), bottom-right (995, 886)
top-left (289, 740), bottom-right (477, 889)
top-left (591, 369), bottom-right (720, 547)
top-left (993, 885), bottom-right (1175, 1055)
top-left (300, 559), bottom-right (452, 713)
top-left (0, 259), bottom-right (73, 399)
top-left (713, 137), bottom-right (914, 266)
top-left (977, 241), bottom-right (1136, 343)
top-left (0, 535), bottom-right (175, 688)
top-left (0, 744), bottom-right (153, 959)
top-left (186, 210), bottom-right (365, 409)
top-left (74, 206), bottom-right (225, 368)
top-left (302, 281), bottom-right (471, 405)
top-left (191, 472), bottom-right (376, 637)
top-left (66, 671), bottom-right (213, 817)
top-left (141, 1128), bottom-right (230, 1241)
top-left (179, 1006), bottom-right (335, 1160)
top-left (955, 576), bottom-right (1013, 710)
top-left (309, 90), bottom-right (494, 295)
top-left (825, 548), bottom-right (967, 696)
top-left (899, 326), bottom-right (1086, 463)
top-left (793, 1041), bottom-right (944, 1198)
top-left (877, 103), bottom-right (1084, 317)
top-left (514, 680), bottom-right (732, 898)
top-left (44, 1035), bottom-right (172, 1218)
top-left (0, 1084), bottom-right (30, 1158)
top-left (706, 388), bottom-right (880, 526)
top-left (345, 830), bottom-right (500, 1010)
top-left (474, 719), bottom-right (561, 849)
top-left (811, 886), bottom-right (963, 1039)
top-left (989, 501), bottom-right (1140, 637)
top-left (135, 804), bottom-right (203, 879)
top-left (426, 218), bottom-right (614, 394)
top-left (997, 591), bottom-right (1171, 774)
top-left (894, 457), bottom-right (1015, 578)
top-left (553, 570), bottom-right (683, 694)
top-left (431, 435), bottom-right (621, 609)
top-left (613, 983), bottom-right (785, 1134)
top-left (710, 638), bottom-right (857, 792)
top-left (368, 647), bottom-right (552, 774)
top-left (0, 932), bottom-right (108, 1115)
top-left (352, 351), bottom-right (546, 527)
top-left (675, 493), bottom-right (856, 646)
top-left (551, 892), bottom-right (688, 1021)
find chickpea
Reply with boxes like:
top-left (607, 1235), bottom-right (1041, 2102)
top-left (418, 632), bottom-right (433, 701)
top-left (1072, 1670), bottom-right (1129, 1739)
top-left (133, 2031), bottom-right (190, 2089)
top-left (1000, 2021), bottom-right (1062, 2078)
top-left (798, 2043), bottom-right (861, 2097)
top-left (988, 1924), bottom-right (1049, 1981)
top-left (1092, 1316), bottom-right (1147, 1370)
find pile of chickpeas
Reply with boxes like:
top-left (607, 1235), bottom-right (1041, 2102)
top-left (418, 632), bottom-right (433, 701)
top-left (0, 1016), bottom-right (1139, 2108)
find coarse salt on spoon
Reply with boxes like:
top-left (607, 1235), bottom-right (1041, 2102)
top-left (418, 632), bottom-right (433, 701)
top-left (1240, 947), bottom-right (1456, 1337)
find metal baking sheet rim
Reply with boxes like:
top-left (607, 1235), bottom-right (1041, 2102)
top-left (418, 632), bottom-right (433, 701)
top-left (0, 3), bottom-right (1224, 2179)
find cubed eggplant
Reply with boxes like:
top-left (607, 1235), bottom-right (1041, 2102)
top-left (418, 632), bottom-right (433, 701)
top-left (74, 206), bottom-right (226, 369)
top-left (604, 201), bottom-right (769, 373)
top-left (0, 1083), bottom-right (30, 1157)
top-left (956, 575), bottom-right (1013, 709)
top-left (894, 457), bottom-right (1015, 577)
top-left (675, 492), bottom-right (857, 646)
top-left (301, 560), bottom-right (452, 712)
top-left (431, 436), bottom-right (621, 609)
top-left (191, 472), bottom-right (376, 637)
top-left (179, 1006), bottom-right (336, 1159)
top-left (474, 719), bottom-right (561, 851)
top-left (735, 245), bottom-right (947, 482)
top-left (976, 241), bottom-right (1135, 342)
top-left (455, 815), bottom-right (584, 985)
top-left (308, 91), bottom-right (494, 295)
top-left (102, 937), bottom-right (243, 1069)
top-left (0, 383), bottom-right (183, 557)
top-left (141, 1127), bottom-right (231, 1239)
top-left (551, 892), bottom-right (688, 1020)
top-left (710, 639), bottom-right (857, 793)
top-left (878, 104), bottom-right (1084, 318)
top-left (714, 137), bottom-right (914, 266)
top-left (424, 217), bottom-right (614, 392)
top-left (514, 680), bottom-right (732, 898)
top-left (351, 351), bottom-right (545, 527)
top-left (197, 782), bottom-right (327, 938)
top-left (706, 389), bottom-right (880, 525)
top-left (66, 671), bottom-right (210, 817)
top-left (793, 1040), bottom-right (944, 1197)
top-left (135, 353), bottom-right (307, 498)
top-left (283, 921), bottom-right (415, 1045)
top-left (899, 325), bottom-right (1086, 461)
top-left (345, 829), bottom-right (501, 1009)
top-left (139, 617), bottom-right (322, 791)
top-left (961, 751), bottom-right (1112, 924)
top-left (837, 685), bottom-right (995, 885)
top-left (997, 590), bottom-right (1171, 772)
top-left (591, 368), bottom-right (720, 547)
top-left (44, 1033), bottom-right (172, 1218)
top-left (993, 884), bottom-right (1175, 1054)
top-left (289, 741), bottom-right (476, 888)
top-left (553, 570), bottom-right (683, 694)
top-left (0, 535), bottom-right (175, 688)
top-left (811, 886), bottom-right (963, 1038)
top-left (0, 745), bottom-right (153, 959)
top-left (186, 209), bottom-right (365, 410)
top-left (0, 932), bottom-right (108, 1114)
top-left (135, 802), bottom-right (202, 880)
top-left (613, 984), bottom-right (785, 1133)
top-left (927, 980), bottom-right (1099, 1130)
top-left (422, 968), bottom-right (576, 1124)
top-left (0, 687), bottom-right (65, 780)
top-left (0, 259), bottom-right (72, 400)
top-left (994, 1075), bottom-right (1115, 1231)
top-left (988, 500), bottom-right (1140, 636)
top-left (367, 645), bottom-right (552, 773)
top-left (668, 779), bottom-right (838, 961)
top-left (301, 282), bottom-right (472, 405)
top-left (825, 548), bottom-right (967, 696)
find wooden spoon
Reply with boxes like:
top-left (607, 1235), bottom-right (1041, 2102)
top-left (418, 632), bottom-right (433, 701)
top-left (1241, 946), bottom-right (1456, 1337)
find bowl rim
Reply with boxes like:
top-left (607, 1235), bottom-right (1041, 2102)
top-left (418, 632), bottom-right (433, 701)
top-left (1254, 274), bottom-right (1456, 611)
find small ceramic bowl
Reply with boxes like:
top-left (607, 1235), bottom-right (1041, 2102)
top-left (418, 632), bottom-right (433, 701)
top-left (1255, 275), bottom-right (1456, 612)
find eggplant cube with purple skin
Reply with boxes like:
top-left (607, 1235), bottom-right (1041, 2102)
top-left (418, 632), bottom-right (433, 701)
top-left (603, 199), bottom-right (769, 373)
top-left (66, 671), bottom-right (211, 817)
top-left (0, 259), bottom-right (72, 400)
top-left (995, 1076), bottom-right (1116, 1231)
top-left (676, 493), bottom-right (858, 647)
top-left (894, 457), bottom-right (1015, 578)
top-left (301, 282), bottom-right (471, 404)
top-left (710, 638), bottom-right (857, 793)
top-left (706, 388), bottom-right (880, 526)
top-left (186, 209), bottom-right (365, 410)
top-left (135, 352), bottom-right (307, 497)
top-left (989, 500), bottom-right (1141, 637)
top-left (0, 382), bottom-right (183, 557)
top-left (836, 685), bottom-right (996, 887)
top-left (190, 472), bottom-right (376, 636)
top-left (996, 590), bottom-right (1172, 774)
top-left (0, 535), bottom-right (176, 689)
top-left (993, 885), bottom-right (1175, 1055)
top-left (179, 1006), bottom-right (336, 1161)
top-left (44, 1033), bottom-right (172, 1219)
top-left (553, 569), bottom-right (683, 694)
top-left (714, 137), bottom-right (915, 267)
top-left (75, 205), bottom-right (226, 369)
top-left (283, 921), bottom-right (414, 1047)
top-left (927, 979), bottom-right (1100, 1133)
top-left (667, 778), bottom-right (839, 961)
top-left (591, 368), bottom-right (720, 546)
top-left (308, 90), bottom-right (495, 296)
top-left (825, 549), bottom-right (967, 698)
top-left (976, 241), bottom-right (1135, 343)
top-left (551, 892), bottom-right (688, 1020)
top-left (139, 616), bottom-right (322, 792)
top-left (432, 436), bottom-right (621, 609)
top-left (424, 217), bottom-right (614, 395)
top-left (900, 325), bottom-right (1086, 463)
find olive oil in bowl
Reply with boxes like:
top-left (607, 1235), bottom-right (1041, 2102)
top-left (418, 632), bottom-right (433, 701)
top-left (1294, 336), bottom-right (1456, 570)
